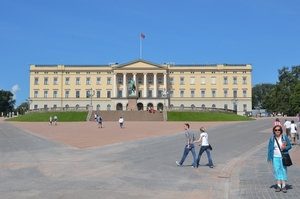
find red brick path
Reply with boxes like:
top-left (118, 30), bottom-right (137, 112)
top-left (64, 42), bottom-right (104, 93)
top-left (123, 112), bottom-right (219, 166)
top-left (2, 117), bottom-right (300, 167)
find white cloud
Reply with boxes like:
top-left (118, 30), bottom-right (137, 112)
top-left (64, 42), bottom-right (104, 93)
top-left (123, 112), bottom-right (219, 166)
top-left (11, 84), bottom-right (21, 99)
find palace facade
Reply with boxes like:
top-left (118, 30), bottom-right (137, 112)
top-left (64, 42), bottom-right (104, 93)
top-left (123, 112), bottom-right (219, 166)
top-left (29, 59), bottom-right (252, 115)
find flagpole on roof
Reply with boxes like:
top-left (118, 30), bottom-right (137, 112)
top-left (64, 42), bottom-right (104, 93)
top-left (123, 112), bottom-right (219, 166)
top-left (140, 35), bottom-right (142, 59)
top-left (140, 33), bottom-right (145, 59)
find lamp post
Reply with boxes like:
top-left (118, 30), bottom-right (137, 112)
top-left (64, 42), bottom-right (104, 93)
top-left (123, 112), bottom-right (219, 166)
top-left (231, 98), bottom-right (238, 113)
top-left (162, 88), bottom-right (169, 108)
top-left (87, 88), bottom-right (95, 106)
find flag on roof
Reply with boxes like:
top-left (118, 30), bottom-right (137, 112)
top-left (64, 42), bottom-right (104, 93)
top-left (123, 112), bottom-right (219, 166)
top-left (141, 33), bottom-right (145, 39)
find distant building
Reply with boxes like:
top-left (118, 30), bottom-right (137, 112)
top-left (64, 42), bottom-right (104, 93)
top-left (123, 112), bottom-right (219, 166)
top-left (29, 59), bottom-right (252, 115)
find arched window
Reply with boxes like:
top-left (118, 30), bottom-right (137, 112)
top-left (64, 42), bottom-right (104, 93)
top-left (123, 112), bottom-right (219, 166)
top-left (75, 104), bottom-right (79, 110)
top-left (191, 104), bottom-right (195, 108)
top-left (201, 104), bottom-right (205, 109)
top-left (65, 104), bottom-right (69, 110)
top-left (212, 104), bottom-right (216, 109)
top-left (107, 104), bottom-right (111, 110)
top-left (86, 104), bottom-right (89, 110)
top-left (180, 104), bottom-right (184, 108)
top-left (96, 104), bottom-right (100, 110)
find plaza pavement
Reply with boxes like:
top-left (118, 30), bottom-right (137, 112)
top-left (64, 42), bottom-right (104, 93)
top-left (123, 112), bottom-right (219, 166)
top-left (1, 116), bottom-right (300, 198)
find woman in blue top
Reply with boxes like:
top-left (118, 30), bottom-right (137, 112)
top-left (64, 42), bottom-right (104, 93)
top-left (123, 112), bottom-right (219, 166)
top-left (267, 125), bottom-right (292, 193)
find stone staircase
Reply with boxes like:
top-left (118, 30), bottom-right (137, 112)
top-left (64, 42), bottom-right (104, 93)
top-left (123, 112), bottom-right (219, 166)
top-left (90, 110), bottom-right (164, 121)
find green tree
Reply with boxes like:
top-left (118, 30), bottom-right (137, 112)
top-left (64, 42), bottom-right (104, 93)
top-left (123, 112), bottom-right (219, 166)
top-left (263, 65), bottom-right (300, 116)
top-left (0, 90), bottom-right (15, 115)
top-left (252, 83), bottom-right (275, 109)
top-left (15, 102), bottom-right (30, 115)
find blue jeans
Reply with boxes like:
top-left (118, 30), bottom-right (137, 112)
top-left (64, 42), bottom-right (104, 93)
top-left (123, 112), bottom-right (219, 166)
top-left (196, 145), bottom-right (213, 167)
top-left (179, 144), bottom-right (197, 167)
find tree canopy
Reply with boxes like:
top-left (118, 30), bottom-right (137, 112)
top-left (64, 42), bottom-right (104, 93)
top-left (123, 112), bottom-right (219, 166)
top-left (260, 65), bottom-right (300, 116)
top-left (0, 90), bottom-right (15, 115)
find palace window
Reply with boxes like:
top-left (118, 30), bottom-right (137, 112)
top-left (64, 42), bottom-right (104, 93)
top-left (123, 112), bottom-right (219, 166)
top-left (118, 77), bottom-right (123, 84)
top-left (211, 77), bottom-right (216, 85)
top-left (224, 90), bottom-right (228, 98)
top-left (53, 77), bottom-right (58, 85)
top-left (180, 77), bottom-right (184, 85)
top-left (107, 78), bottom-right (111, 85)
top-left (190, 77), bottom-right (195, 85)
top-left (44, 90), bottom-right (48, 98)
top-left (169, 90), bottom-right (174, 97)
top-left (180, 90), bottom-right (184, 98)
top-left (96, 90), bottom-right (101, 98)
top-left (96, 77), bottom-right (101, 85)
top-left (201, 90), bottom-right (205, 98)
top-left (233, 77), bottom-right (237, 84)
top-left (158, 77), bottom-right (162, 84)
top-left (34, 77), bottom-right (39, 85)
top-left (65, 90), bottom-right (69, 98)
top-left (34, 90), bottom-right (38, 98)
top-left (53, 90), bottom-right (58, 98)
top-left (86, 77), bottom-right (91, 85)
top-left (44, 78), bottom-right (48, 85)
top-left (243, 90), bottom-right (247, 98)
top-left (223, 77), bottom-right (228, 84)
top-left (65, 78), bottom-right (70, 85)
top-left (212, 90), bottom-right (216, 98)
top-left (107, 90), bottom-right (111, 98)
top-left (201, 77), bottom-right (206, 85)
top-left (148, 77), bottom-right (153, 84)
top-left (170, 77), bottom-right (174, 85)
top-left (76, 90), bottom-right (80, 98)
top-left (76, 78), bottom-right (80, 85)
top-left (191, 90), bottom-right (195, 98)
top-left (138, 77), bottom-right (142, 84)
top-left (148, 90), bottom-right (152, 97)
top-left (243, 77), bottom-right (247, 84)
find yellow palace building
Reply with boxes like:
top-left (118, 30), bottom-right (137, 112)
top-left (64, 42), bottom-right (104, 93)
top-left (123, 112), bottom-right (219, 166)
top-left (29, 59), bottom-right (252, 115)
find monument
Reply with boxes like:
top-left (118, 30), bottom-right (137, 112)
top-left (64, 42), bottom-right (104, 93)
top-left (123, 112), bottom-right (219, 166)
top-left (127, 79), bottom-right (138, 110)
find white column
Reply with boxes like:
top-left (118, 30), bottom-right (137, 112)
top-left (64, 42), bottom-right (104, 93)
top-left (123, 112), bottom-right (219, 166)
top-left (153, 73), bottom-right (157, 98)
top-left (123, 73), bottom-right (127, 97)
top-left (143, 73), bottom-right (147, 97)
top-left (163, 72), bottom-right (167, 89)
top-left (133, 73), bottom-right (137, 96)
top-left (113, 73), bottom-right (117, 98)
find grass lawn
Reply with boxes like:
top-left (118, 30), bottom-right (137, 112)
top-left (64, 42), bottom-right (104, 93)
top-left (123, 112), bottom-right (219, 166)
top-left (5, 111), bottom-right (253, 122)
top-left (167, 111), bottom-right (254, 121)
top-left (6, 111), bottom-right (88, 122)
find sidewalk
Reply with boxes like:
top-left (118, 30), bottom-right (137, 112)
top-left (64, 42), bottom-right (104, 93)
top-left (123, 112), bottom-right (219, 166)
top-left (3, 117), bottom-right (300, 198)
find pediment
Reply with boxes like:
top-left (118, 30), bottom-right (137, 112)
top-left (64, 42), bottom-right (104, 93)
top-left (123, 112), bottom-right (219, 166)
top-left (113, 59), bottom-right (165, 70)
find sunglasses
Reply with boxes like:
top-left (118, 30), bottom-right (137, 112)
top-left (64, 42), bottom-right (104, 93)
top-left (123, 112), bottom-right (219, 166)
top-left (274, 129), bottom-right (281, 131)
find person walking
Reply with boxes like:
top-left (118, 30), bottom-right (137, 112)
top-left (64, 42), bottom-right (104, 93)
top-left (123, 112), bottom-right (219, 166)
top-left (273, 118), bottom-right (282, 127)
top-left (194, 127), bottom-right (213, 168)
top-left (290, 120), bottom-right (297, 145)
top-left (176, 123), bottom-right (197, 168)
top-left (54, 115), bottom-right (58, 125)
top-left (267, 125), bottom-right (292, 193)
top-left (283, 119), bottom-right (291, 140)
top-left (119, 117), bottom-right (124, 128)
top-left (97, 115), bottom-right (102, 128)
top-left (94, 113), bottom-right (98, 121)
top-left (49, 116), bottom-right (52, 126)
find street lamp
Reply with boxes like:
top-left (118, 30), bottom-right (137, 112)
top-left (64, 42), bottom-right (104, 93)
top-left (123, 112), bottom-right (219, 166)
top-left (231, 98), bottom-right (238, 112)
top-left (87, 88), bottom-right (95, 106)
top-left (162, 88), bottom-right (169, 107)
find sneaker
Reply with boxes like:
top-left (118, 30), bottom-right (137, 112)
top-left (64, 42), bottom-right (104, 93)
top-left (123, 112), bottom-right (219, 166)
top-left (275, 187), bottom-right (281, 192)
top-left (209, 166), bottom-right (213, 168)
top-left (282, 187), bottom-right (287, 193)
top-left (191, 166), bottom-right (196, 168)
top-left (176, 161), bottom-right (181, 166)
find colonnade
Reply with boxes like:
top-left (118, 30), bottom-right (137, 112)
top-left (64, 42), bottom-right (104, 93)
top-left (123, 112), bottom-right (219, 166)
top-left (113, 72), bottom-right (167, 98)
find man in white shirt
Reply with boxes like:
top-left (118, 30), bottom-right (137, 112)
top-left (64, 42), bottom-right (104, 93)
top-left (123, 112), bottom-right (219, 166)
top-left (283, 119), bottom-right (291, 139)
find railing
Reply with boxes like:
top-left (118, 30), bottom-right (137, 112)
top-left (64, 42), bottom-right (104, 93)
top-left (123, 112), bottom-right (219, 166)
top-left (168, 106), bottom-right (236, 113)
top-left (27, 106), bottom-right (88, 113)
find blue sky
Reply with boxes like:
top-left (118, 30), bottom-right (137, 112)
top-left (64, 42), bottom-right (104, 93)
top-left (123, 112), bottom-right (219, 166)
top-left (1, 0), bottom-right (299, 106)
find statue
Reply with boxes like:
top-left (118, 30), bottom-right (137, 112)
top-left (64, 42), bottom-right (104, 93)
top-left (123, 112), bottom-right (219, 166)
top-left (128, 79), bottom-right (136, 96)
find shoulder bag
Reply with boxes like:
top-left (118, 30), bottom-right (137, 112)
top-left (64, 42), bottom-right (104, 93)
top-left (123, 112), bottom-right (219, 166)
top-left (274, 136), bottom-right (292, 167)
